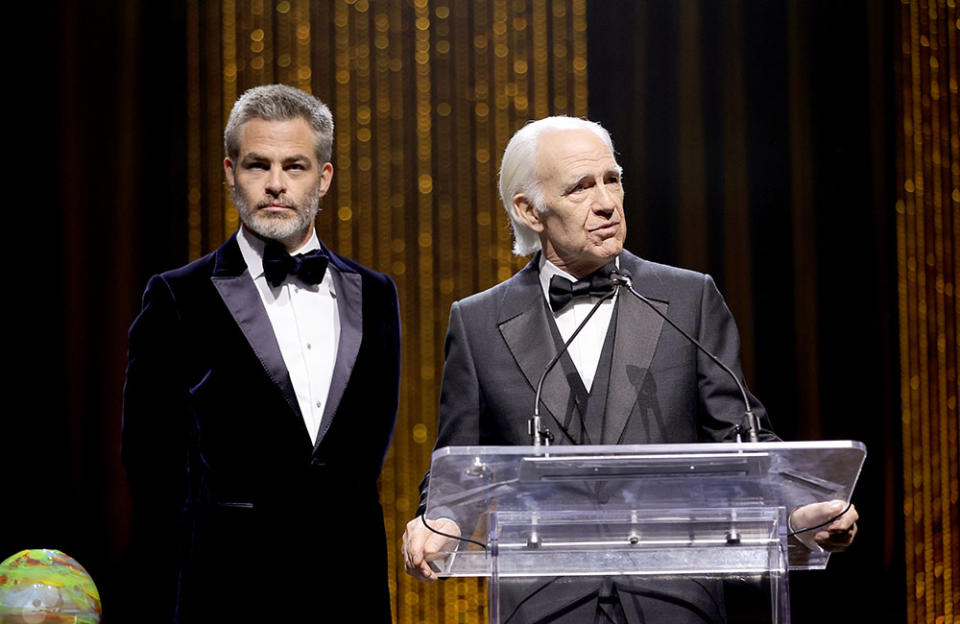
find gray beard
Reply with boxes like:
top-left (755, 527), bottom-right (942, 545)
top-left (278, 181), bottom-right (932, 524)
top-left (231, 186), bottom-right (321, 244)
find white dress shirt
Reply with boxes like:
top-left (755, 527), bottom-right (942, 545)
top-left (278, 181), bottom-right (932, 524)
top-left (538, 255), bottom-right (618, 392)
top-left (237, 226), bottom-right (340, 444)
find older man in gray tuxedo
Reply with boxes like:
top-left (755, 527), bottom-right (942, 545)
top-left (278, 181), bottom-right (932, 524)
top-left (402, 116), bottom-right (858, 623)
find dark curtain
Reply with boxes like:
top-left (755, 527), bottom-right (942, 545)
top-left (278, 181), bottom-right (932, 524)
top-left (587, 1), bottom-right (902, 622)
top-left (8, 1), bottom-right (188, 619)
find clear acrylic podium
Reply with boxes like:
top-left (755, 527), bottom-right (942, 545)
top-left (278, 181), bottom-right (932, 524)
top-left (422, 441), bottom-right (865, 623)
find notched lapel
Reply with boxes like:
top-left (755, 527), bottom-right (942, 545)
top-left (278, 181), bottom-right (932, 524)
top-left (604, 284), bottom-right (668, 444)
top-left (211, 272), bottom-right (302, 422)
top-left (314, 265), bottom-right (362, 449)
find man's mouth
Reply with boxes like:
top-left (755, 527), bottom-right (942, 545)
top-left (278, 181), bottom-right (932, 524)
top-left (259, 202), bottom-right (295, 213)
top-left (590, 221), bottom-right (620, 236)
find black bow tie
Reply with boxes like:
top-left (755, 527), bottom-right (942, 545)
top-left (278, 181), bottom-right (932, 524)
top-left (548, 264), bottom-right (617, 313)
top-left (262, 242), bottom-right (330, 287)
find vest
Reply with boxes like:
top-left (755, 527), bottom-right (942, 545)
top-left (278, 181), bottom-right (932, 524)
top-left (545, 297), bottom-right (620, 445)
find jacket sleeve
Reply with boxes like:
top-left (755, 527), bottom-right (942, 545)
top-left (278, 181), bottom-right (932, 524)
top-left (121, 275), bottom-right (191, 620)
top-left (695, 274), bottom-right (779, 442)
top-left (417, 300), bottom-right (483, 517)
top-left (371, 274), bottom-right (402, 474)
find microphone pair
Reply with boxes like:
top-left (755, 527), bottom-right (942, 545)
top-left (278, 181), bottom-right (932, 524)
top-left (531, 265), bottom-right (763, 445)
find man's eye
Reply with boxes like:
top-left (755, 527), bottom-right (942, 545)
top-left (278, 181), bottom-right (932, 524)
top-left (286, 164), bottom-right (306, 171)
top-left (247, 163), bottom-right (268, 170)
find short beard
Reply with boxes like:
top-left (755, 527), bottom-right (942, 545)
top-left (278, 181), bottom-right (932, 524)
top-left (232, 185), bottom-right (322, 246)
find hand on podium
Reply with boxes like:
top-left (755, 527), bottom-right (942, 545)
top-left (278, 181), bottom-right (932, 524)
top-left (789, 500), bottom-right (859, 552)
top-left (402, 516), bottom-right (461, 582)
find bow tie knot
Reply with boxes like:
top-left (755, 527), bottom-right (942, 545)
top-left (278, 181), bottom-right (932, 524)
top-left (548, 264), bottom-right (617, 312)
top-left (263, 242), bottom-right (329, 287)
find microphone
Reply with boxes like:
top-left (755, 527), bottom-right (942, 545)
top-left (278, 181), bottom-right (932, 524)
top-left (530, 269), bottom-right (620, 446)
top-left (610, 267), bottom-right (763, 443)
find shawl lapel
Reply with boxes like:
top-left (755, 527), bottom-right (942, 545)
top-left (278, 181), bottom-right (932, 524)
top-left (209, 235), bottom-right (302, 423)
top-left (497, 258), bottom-right (579, 445)
top-left (314, 250), bottom-right (363, 449)
top-left (604, 252), bottom-right (668, 444)
top-left (207, 236), bottom-right (364, 451)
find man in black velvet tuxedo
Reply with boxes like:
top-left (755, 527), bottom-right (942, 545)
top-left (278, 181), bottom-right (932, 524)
top-left (401, 116), bottom-right (858, 622)
top-left (123, 85), bottom-right (399, 622)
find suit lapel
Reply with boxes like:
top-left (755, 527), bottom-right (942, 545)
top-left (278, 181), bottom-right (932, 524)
top-left (314, 252), bottom-right (363, 449)
top-left (498, 258), bottom-right (579, 445)
top-left (604, 252), bottom-right (668, 444)
top-left (210, 236), bottom-right (302, 422)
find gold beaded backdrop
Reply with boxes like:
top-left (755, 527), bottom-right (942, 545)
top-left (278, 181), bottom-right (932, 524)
top-left (895, 1), bottom-right (960, 622)
top-left (186, 1), bottom-right (587, 620)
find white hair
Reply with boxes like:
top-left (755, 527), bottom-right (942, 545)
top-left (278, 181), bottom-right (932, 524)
top-left (498, 116), bottom-right (617, 256)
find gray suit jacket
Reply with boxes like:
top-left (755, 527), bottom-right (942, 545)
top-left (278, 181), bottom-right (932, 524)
top-left (432, 249), bottom-right (771, 451)
top-left (422, 249), bottom-right (775, 623)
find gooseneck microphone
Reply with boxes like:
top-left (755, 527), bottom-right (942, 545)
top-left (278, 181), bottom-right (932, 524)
top-left (530, 283), bottom-right (619, 446)
top-left (610, 268), bottom-right (762, 443)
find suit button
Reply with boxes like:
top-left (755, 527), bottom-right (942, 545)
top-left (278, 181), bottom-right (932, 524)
top-left (310, 458), bottom-right (326, 468)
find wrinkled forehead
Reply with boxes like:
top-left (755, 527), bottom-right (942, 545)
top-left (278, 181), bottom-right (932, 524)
top-left (535, 129), bottom-right (619, 182)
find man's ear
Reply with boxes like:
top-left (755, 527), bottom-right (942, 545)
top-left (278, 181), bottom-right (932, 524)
top-left (223, 157), bottom-right (236, 189)
top-left (513, 194), bottom-right (544, 233)
top-left (317, 162), bottom-right (334, 197)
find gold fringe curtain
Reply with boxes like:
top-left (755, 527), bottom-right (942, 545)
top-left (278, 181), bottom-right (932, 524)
top-left (185, 1), bottom-right (587, 621)
top-left (895, 1), bottom-right (960, 623)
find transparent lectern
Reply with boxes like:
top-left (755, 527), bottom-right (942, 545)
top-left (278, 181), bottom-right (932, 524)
top-left (422, 441), bottom-right (865, 624)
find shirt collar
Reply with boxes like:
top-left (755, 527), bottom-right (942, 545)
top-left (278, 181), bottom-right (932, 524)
top-left (537, 253), bottom-right (620, 305)
top-left (237, 225), bottom-right (322, 280)
top-left (538, 254), bottom-right (577, 303)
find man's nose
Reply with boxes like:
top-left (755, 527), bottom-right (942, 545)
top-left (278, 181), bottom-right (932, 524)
top-left (592, 183), bottom-right (617, 214)
top-left (265, 167), bottom-right (286, 196)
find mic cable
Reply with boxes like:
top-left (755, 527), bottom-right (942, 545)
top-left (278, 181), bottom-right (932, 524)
top-left (531, 276), bottom-right (620, 446)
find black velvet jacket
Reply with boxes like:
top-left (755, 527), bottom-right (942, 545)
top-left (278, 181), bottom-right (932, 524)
top-left (122, 234), bottom-right (400, 622)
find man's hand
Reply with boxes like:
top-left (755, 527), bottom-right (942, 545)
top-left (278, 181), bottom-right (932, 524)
top-left (789, 500), bottom-right (859, 552)
top-left (402, 516), bottom-right (461, 582)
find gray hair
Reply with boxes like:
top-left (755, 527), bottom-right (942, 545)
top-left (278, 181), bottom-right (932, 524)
top-left (498, 116), bottom-right (617, 256)
top-left (224, 84), bottom-right (334, 165)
